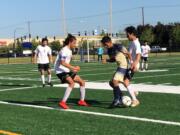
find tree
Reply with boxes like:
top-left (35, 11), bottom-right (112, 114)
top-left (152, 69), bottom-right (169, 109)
top-left (172, 25), bottom-right (180, 45)
top-left (31, 39), bottom-right (39, 51)
top-left (50, 41), bottom-right (62, 52)
top-left (139, 27), bottom-right (154, 44)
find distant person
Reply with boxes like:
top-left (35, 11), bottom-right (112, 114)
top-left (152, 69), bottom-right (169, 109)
top-left (33, 38), bottom-right (53, 87)
top-left (54, 34), bottom-right (89, 109)
top-left (141, 42), bottom-right (151, 71)
top-left (124, 26), bottom-right (141, 107)
top-left (97, 46), bottom-right (104, 62)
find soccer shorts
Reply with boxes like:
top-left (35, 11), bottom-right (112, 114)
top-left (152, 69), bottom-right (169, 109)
top-left (125, 69), bottom-right (134, 80)
top-left (141, 57), bottom-right (148, 62)
top-left (56, 72), bottom-right (77, 83)
top-left (113, 68), bottom-right (127, 82)
top-left (38, 63), bottom-right (50, 71)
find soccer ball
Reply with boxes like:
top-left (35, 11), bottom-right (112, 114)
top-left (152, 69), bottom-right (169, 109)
top-left (122, 96), bottom-right (132, 107)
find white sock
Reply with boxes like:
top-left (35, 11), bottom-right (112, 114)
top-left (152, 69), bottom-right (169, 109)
top-left (127, 85), bottom-right (137, 101)
top-left (141, 62), bottom-right (144, 70)
top-left (80, 86), bottom-right (86, 101)
top-left (48, 74), bottom-right (51, 83)
top-left (145, 63), bottom-right (148, 70)
top-left (62, 87), bottom-right (73, 102)
top-left (41, 75), bottom-right (45, 84)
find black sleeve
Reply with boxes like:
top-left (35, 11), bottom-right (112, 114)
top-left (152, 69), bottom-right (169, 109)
top-left (107, 57), bottom-right (116, 62)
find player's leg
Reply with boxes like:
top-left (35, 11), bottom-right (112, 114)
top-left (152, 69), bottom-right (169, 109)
top-left (100, 55), bottom-right (103, 61)
top-left (59, 76), bottom-right (75, 109)
top-left (73, 75), bottom-right (89, 106)
top-left (109, 72), bottom-right (124, 108)
top-left (144, 57), bottom-right (148, 70)
top-left (39, 65), bottom-right (46, 87)
top-left (141, 57), bottom-right (144, 70)
top-left (124, 78), bottom-right (140, 107)
top-left (47, 66), bottom-right (53, 86)
top-left (98, 55), bottom-right (100, 62)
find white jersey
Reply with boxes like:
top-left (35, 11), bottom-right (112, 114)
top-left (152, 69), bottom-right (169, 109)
top-left (34, 45), bottom-right (52, 64)
top-left (141, 45), bottom-right (151, 57)
top-left (129, 38), bottom-right (141, 62)
top-left (54, 46), bottom-right (72, 74)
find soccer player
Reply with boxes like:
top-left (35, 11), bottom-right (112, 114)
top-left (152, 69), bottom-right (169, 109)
top-left (54, 34), bottom-right (89, 109)
top-left (124, 26), bottom-right (141, 107)
top-left (97, 46), bottom-right (104, 62)
top-left (141, 41), bottom-right (151, 71)
top-left (33, 38), bottom-right (53, 87)
top-left (101, 36), bottom-right (134, 108)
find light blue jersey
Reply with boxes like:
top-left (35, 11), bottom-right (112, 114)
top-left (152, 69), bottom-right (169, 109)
top-left (97, 47), bottom-right (103, 55)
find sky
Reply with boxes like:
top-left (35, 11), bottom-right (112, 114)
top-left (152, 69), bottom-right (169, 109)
top-left (0, 0), bottom-right (180, 38)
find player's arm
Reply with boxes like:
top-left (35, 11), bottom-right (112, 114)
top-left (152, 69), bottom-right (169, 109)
top-left (121, 47), bottom-right (132, 62)
top-left (107, 55), bottom-right (116, 62)
top-left (48, 48), bottom-right (53, 64)
top-left (131, 43), bottom-right (141, 71)
top-left (48, 54), bottom-right (53, 64)
top-left (134, 53), bottom-right (141, 64)
top-left (60, 60), bottom-right (80, 72)
top-left (33, 49), bottom-right (38, 64)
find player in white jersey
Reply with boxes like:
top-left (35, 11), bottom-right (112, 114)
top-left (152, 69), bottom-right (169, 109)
top-left (141, 42), bottom-right (151, 70)
top-left (54, 34), bottom-right (89, 109)
top-left (124, 26), bottom-right (141, 107)
top-left (33, 38), bottom-right (53, 87)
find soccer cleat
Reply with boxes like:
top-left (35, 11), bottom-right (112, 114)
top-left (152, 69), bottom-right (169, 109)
top-left (134, 91), bottom-right (139, 96)
top-left (131, 100), bottom-right (140, 107)
top-left (78, 100), bottom-right (89, 106)
top-left (48, 82), bottom-right (53, 87)
top-left (109, 100), bottom-right (123, 108)
top-left (59, 101), bottom-right (69, 109)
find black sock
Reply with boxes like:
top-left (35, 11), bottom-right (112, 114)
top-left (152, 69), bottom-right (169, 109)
top-left (113, 86), bottom-right (123, 102)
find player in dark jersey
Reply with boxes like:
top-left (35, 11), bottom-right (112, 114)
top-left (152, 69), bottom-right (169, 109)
top-left (101, 36), bottom-right (133, 108)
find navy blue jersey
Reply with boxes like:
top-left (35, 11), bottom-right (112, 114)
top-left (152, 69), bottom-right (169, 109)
top-left (107, 44), bottom-right (124, 62)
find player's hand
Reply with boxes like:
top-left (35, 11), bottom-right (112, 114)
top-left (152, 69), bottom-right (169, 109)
top-left (73, 66), bottom-right (80, 73)
top-left (131, 62), bottom-right (138, 72)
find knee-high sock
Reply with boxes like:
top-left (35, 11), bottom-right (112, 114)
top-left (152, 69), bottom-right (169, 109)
top-left (80, 86), bottom-right (86, 101)
top-left (41, 75), bottom-right (45, 84)
top-left (62, 87), bottom-right (73, 102)
top-left (127, 85), bottom-right (137, 101)
top-left (113, 86), bottom-right (123, 101)
top-left (141, 62), bottom-right (144, 70)
top-left (48, 74), bottom-right (51, 83)
top-left (145, 63), bottom-right (148, 70)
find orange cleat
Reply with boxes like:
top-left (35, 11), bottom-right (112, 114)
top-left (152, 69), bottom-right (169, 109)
top-left (59, 101), bottom-right (69, 109)
top-left (78, 100), bottom-right (90, 106)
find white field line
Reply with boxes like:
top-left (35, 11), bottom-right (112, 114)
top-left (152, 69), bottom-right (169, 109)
top-left (0, 101), bottom-right (180, 127)
top-left (54, 82), bottom-right (180, 94)
top-left (0, 70), bottom-right (179, 83)
top-left (134, 73), bottom-right (180, 79)
top-left (138, 69), bottom-right (168, 72)
top-left (79, 69), bottom-right (168, 77)
top-left (0, 86), bottom-right (39, 92)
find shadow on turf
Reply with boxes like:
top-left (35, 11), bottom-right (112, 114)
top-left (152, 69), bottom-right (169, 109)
top-left (4, 98), bottom-right (121, 109)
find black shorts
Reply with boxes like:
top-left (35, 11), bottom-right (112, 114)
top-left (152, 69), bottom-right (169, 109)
top-left (125, 69), bottom-right (135, 80)
top-left (56, 72), bottom-right (77, 83)
top-left (141, 57), bottom-right (148, 62)
top-left (38, 64), bottom-right (50, 71)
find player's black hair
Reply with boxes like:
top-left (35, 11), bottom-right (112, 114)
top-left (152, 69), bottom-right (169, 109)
top-left (125, 26), bottom-right (137, 36)
top-left (42, 38), bottom-right (48, 43)
top-left (63, 34), bottom-right (76, 46)
top-left (101, 36), bottom-right (112, 44)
